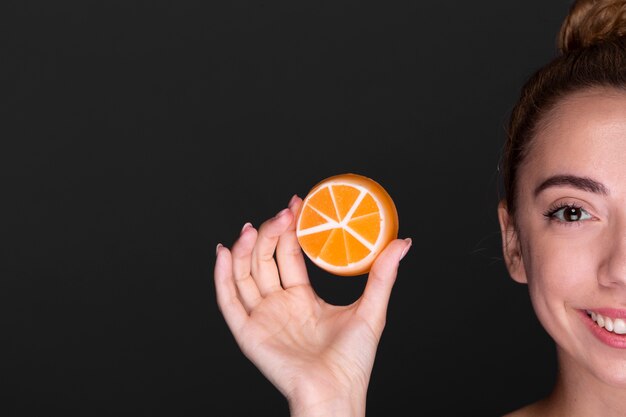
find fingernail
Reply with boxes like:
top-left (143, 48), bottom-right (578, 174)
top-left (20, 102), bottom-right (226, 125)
top-left (288, 194), bottom-right (299, 209)
top-left (240, 222), bottom-right (253, 235)
top-left (275, 208), bottom-right (290, 218)
top-left (400, 238), bottom-right (412, 261)
top-left (216, 243), bottom-right (223, 256)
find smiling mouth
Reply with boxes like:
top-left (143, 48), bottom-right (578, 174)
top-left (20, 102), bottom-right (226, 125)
top-left (586, 310), bottom-right (626, 335)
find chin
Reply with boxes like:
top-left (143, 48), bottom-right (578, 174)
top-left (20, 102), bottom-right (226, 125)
top-left (595, 362), bottom-right (626, 387)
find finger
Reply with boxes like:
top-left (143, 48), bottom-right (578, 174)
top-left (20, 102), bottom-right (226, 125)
top-left (357, 238), bottom-right (412, 336)
top-left (214, 243), bottom-right (249, 339)
top-left (231, 222), bottom-right (263, 312)
top-left (276, 195), bottom-right (311, 289)
top-left (251, 207), bottom-right (293, 296)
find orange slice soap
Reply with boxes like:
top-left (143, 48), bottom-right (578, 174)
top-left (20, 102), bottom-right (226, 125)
top-left (296, 173), bottom-right (399, 276)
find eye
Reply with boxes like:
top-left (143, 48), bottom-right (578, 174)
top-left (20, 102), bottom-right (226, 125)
top-left (544, 204), bottom-right (593, 223)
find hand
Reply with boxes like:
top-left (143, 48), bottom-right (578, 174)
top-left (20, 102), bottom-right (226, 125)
top-left (214, 195), bottom-right (411, 417)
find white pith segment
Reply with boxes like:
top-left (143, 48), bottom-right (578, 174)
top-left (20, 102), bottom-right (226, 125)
top-left (343, 224), bottom-right (375, 252)
top-left (339, 189), bottom-right (367, 226)
top-left (297, 205), bottom-right (339, 235)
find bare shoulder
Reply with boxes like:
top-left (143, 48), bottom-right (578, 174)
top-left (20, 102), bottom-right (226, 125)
top-left (502, 400), bottom-right (548, 417)
top-left (502, 407), bottom-right (531, 417)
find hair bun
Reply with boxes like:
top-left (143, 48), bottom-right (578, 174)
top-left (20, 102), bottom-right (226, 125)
top-left (558, 0), bottom-right (626, 54)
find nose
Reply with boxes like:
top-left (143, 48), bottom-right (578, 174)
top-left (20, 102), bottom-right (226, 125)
top-left (598, 217), bottom-right (626, 288)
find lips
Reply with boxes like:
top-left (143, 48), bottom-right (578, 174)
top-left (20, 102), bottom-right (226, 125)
top-left (586, 310), bottom-right (626, 335)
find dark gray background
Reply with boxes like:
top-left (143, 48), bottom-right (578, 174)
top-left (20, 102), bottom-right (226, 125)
top-left (3, 1), bottom-right (574, 415)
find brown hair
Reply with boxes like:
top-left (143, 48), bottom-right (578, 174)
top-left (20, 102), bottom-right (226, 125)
top-left (502, 0), bottom-right (626, 218)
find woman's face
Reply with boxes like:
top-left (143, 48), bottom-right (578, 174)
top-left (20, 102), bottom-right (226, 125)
top-left (499, 88), bottom-right (626, 385)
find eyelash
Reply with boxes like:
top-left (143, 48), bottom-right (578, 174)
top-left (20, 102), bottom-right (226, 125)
top-left (542, 202), bottom-right (590, 225)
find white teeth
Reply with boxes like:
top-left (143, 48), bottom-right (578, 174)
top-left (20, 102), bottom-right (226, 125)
top-left (614, 319), bottom-right (626, 335)
top-left (588, 311), bottom-right (626, 335)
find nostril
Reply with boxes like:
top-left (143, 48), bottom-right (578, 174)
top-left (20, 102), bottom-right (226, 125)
top-left (598, 237), bottom-right (626, 288)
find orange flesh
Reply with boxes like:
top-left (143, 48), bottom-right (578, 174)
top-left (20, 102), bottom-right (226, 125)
top-left (348, 213), bottom-right (380, 244)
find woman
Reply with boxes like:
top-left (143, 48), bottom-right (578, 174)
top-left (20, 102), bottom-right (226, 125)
top-left (214, 0), bottom-right (626, 415)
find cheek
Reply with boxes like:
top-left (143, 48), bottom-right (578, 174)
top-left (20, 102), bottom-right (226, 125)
top-left (521, 227), bottom-right (600, 319)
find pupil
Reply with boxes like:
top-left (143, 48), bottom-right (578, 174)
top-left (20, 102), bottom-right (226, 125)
top-left (564, 207), bottom-right (581, 221)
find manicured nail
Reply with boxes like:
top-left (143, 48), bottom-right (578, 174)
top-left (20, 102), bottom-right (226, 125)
top-left (216, 243), bottom-right (223, 256)
top-left (288, 194), bottom-right (299, 208)
top-left (240, 222), bottom-right (253, 235)
top-left (275, 208), bottom-right (290, 218)
top-left (400, 238), bottom-right (412, 261)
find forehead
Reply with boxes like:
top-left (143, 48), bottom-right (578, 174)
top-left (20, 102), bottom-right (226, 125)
top-left (520, 88), bottom-right (626, 191)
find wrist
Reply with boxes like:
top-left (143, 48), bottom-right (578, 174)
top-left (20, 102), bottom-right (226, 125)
top-left (287, 385), bottom-right (367, 417)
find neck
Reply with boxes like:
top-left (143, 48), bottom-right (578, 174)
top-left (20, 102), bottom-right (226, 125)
top-left (542, 347), bottom-right (626, 417)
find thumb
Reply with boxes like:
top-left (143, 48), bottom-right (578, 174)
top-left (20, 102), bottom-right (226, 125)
top-left (357, 238), bottom-right (412, 336)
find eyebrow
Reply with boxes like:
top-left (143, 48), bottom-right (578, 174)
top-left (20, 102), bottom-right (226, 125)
top-left (534, 175), bottom-right (609, 197)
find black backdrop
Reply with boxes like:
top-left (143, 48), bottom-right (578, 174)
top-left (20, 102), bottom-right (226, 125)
top-left (3, 1), bottom-right (574, 416)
